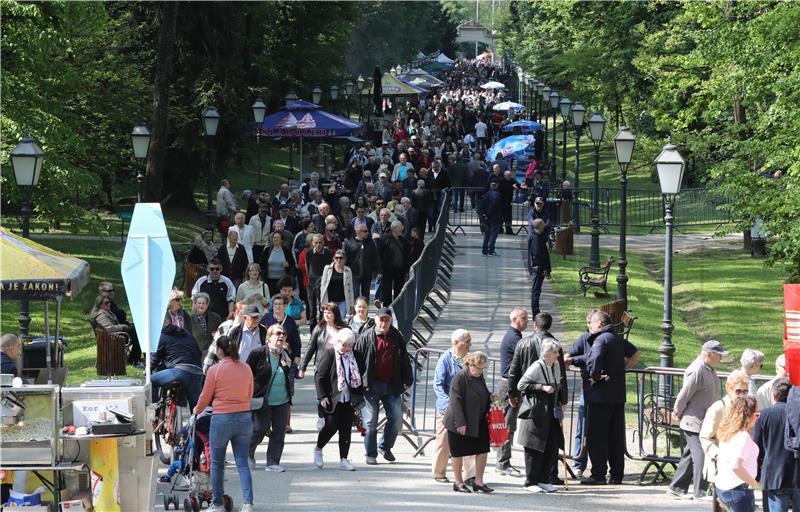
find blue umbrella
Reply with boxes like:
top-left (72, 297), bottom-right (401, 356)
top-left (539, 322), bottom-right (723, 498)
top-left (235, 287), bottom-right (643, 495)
top-left (260, 100), bottom-right (363, 137)
top-left (492, 101), bottom-right (525, 112)
top-left (486, 135), bottom-right (536, 160)
top-left (501, 120), bottom-right (544, 134)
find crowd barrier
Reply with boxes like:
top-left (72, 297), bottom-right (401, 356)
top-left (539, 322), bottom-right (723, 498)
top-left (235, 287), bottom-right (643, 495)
top-left (406, 349), bottom-right (772, 485)
top-left (446, 186), bottom-right (733, 234)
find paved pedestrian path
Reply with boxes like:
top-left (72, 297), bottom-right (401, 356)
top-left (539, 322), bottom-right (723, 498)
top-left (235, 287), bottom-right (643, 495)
top-left (153, 231), bottom-right (707, 511)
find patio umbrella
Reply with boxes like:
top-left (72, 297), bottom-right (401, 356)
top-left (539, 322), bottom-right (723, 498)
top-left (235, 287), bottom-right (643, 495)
top-left (492, 101), bottom-right (526, 113)
top-left (480, 81), bottom-right (506, 90)
top-left (485, 135), bottom-right (535, 160)
top-left (501, 120), bottom-right (544, 133)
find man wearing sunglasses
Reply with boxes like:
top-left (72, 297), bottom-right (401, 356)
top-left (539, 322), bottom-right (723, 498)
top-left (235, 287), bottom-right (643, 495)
top-left (191, 258), bottom-right (236, 320)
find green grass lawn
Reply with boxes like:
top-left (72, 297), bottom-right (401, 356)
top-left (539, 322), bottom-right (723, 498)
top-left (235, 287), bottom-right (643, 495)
top-left (550, 243), bottom-right (786, 375)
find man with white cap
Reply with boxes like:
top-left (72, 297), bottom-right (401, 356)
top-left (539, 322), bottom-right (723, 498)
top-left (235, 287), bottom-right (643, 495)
top-left (756, 354), bottom-right (788, 410)
top-left (667, 339), bottom-right (728, 500)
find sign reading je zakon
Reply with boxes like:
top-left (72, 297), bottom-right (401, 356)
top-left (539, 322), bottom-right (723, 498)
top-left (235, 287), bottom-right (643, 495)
top-left (1, 280), bottom-right (65, 294)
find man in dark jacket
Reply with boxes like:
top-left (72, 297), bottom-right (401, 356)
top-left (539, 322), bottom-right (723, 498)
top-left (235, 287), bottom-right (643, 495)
top-left (378, 222), bottom-right (411, 306)
top-left (753, 378), bottom-right (798, 511)
top-left (189, 292), bottom-right (223, 353)
top-left (411, 180), bottom-right (434, 233)
top-left (150, 324), bottom-right (204, 410)
top-left (495, 308), bottom-right (528, 477)
top-left (0, 334), bottom-right (20, 377)
top-left (345, 224), bottom-right (381, 302)
top-left (246, 323), bottom-right (295, 470)
top-left (569, 311), bottom-right (631, 485)
top-left (305, 234), bottom-right (332, 328)
top-left (528, 218), bottom-right (551, 316)
top-left (355, 307), bottom-right (413, 465)
top-left (498, 170), bottom-right (518, 234)
top-left (480, 181), bottom-right (503, 256)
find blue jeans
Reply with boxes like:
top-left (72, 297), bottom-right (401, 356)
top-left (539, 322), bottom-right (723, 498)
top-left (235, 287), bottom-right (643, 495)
top-left (210, 412), bottom-right (253, 506)
top-left (374, 275), bottom-right (383, 304)
top-left (150, 368), bottom-right (204, 411)
top-left (718, 484), bottom-right (755, 512)
top-left (335, 301), bottom-right (347, 318)
top-left (351, 277), bottom-right (371, 302)
top-left (767, 488), bottom-right (800, 512)
top-left (573, 393), bottom-right (587, 470)
top-left (362, 381), bottom-right (403, 458)
top-left (482, 220), bottom-right (501, 254)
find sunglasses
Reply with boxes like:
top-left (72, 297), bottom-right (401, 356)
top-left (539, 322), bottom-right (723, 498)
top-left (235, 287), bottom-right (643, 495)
top-left (334, 256), bottom-right (343, 260)
top-left (734, 389), bottom-right (748, 395)
top-left (102, 288), bottom-right (114, 293)
top-left (208, 267), bottom-right (222, 272)
top-left (274, 332), bottom-right (285, 337)
top-left (101, 301), bottom-right (111, 305)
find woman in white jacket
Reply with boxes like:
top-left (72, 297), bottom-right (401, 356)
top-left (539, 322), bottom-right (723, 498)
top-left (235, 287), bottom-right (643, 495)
top-left (319, 249), bottom-right (354, 318)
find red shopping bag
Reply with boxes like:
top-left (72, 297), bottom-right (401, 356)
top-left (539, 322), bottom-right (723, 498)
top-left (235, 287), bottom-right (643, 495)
top-left (487, 401), bottom-right (509, 448)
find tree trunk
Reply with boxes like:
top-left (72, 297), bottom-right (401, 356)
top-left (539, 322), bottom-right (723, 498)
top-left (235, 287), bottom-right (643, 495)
top-left (145, 2), bottom-right (177, 202)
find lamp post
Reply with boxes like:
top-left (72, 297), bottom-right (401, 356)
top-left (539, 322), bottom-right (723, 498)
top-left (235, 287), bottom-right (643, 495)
top-left (284, 90), bottom-right (298, 107)
top-left (356, 75), bottom-right (365, 121)
top-left (535, 81), bottom-right (544, 122)
top-left (251, 98), bottom-right (266, 187)
top-left (344, 80), bottom-right (355, 118)
top-left (130, 124), bottom-right (151, 202)
top-left (655, 138), bottom-right (686, 369)
top-left (10, 136), bottom-right (45, 338)
top-left (202, 106), bottom-right (220, 234)
top-left (330, 85), bottom-right (339, 114)
top-left (613, 126), bottom-right (636, 309)
top-left (548, 90), bottom-right (560, 184)
top-left (587, 111), bottom-right (606, 268)
top-left (559, 97), bottom-right (571, 184)
top-left (541, 86), bottom-right (550, 160)
top-left (571, 102), bottom-right (586, 231)
top-left (312, 86), bottom-right (322, 105)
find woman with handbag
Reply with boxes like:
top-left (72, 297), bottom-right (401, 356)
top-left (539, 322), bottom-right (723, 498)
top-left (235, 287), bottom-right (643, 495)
top-left (313, 328), bottom-right (365, 471)
top-left (236, 262), bottom-right (269, 314)
top-left (444, 351), bottom-right (494, 494)
top-left (517, 339), bottom-right (564, 493)
top-left (245, 324), bottom-right (294, 472)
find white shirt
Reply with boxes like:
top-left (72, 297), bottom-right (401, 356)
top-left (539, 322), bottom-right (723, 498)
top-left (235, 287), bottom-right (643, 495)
top-left (475, 121), bottom-right (488, 138)
top-left (248, 214), bottom-right (272, 245)
top-left (216, 186), bottom-right (237, 217)
top-left (238, 324), bottom-right (261, 363)
top-left (229, 224), bottom-right (255, 262)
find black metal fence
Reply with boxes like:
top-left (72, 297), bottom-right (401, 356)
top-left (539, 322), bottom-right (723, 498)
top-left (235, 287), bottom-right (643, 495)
top-left (446, 186), bottom-right (733, 233)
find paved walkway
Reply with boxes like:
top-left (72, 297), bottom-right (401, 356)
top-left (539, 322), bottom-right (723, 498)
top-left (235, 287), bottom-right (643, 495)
top-left (153, 231), bottom-right (707, 511)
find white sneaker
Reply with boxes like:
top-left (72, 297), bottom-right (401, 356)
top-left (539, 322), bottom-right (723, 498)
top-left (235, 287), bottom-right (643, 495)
top-left (207, 506), bottom-right (224, 512)
top-left (240, 504), bottom-right (254, 512)
top-left (340, 458), bottom-right (355, 471)
top-left (314, 448), bottom-right (324, 468)
top-left (316, 417), bottom-right (325, 430)
top-left (537, 482), bottom-right (557, 493)
top-left (265, 464), bottom-right (285, 472)
top-left (524, 484), bottom-right (543, 493)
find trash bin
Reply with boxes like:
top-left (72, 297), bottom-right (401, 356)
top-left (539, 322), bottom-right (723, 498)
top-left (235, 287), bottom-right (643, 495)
top-left (22, 337), bottom-right (65, 369)
top-left (95, 330), bottom-right (127, 376)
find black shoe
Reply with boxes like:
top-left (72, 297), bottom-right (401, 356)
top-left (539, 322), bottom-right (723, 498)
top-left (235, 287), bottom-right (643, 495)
top-left (608, 478), bottom-right (623, 485)
top-left (378, 448), bottom-right (395, 462)
top-left (472, 483), bottom-right (495, 494)
top-left (581, 477), bottom-right (607, 486)
top-left (550, 476), bottom-right (565, 485)
top-left (453, 483), bottom-right (472, 493)
top-left (464, 477), bottom-right (475, 487)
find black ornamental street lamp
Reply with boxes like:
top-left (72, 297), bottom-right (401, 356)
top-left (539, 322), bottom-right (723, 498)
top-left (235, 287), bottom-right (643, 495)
top-left (329, 85), bottom-right (339, 114)
top-left (559, 96), bottom-right (572, 184)
top-left (587, 111), bottom-right (606, 268)
top-left (540, 86), bottom-right (551, 160)
top-left (202, 106), bottom-right (220, 234)
top-left (10, 135), bottom-right (45, 338)
top-left (344, 80), bottom-right (355, 118)
top-left (613, 126), bottom-right (636, 309)
top-left (571, 101), bottom-right (586, 231)
top-left (548, 90), bottom-right (560, 183)
top-left (130, 124), bottom-right (151, 203)
top-left (356, 76), bottom-right (365, 121)
top-left (312, 87), bottom-right (322, 105)
top-left (655, 138), bottom-right (686, 369)
top-left (251, 98), bottom-right (266, 187)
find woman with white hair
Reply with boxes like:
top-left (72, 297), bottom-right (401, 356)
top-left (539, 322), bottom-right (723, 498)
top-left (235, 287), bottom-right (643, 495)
top-left (517, 339), bottom-right (564, 493)
top-left (739, 348), bottom-right (766, 395)
top-left (313, 328), bottom-right (365, 471)
top-left (163, 288), bottom-right (191, 329)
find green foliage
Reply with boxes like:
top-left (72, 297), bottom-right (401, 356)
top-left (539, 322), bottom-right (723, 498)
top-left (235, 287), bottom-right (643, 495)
top-left (499, 0), bottom-right (800, 278)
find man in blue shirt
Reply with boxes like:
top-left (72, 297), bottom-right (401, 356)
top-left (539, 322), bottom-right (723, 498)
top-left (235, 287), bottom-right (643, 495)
top-left (497, 307), bottom-right (528, 477)
top-left (431, 329), bottom-right (474, 483)
top-left (1, 334), bottom-right (20, 376)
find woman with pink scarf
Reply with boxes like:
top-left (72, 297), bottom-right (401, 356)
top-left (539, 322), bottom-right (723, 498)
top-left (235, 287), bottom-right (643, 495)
top-left (313, 328), bottom-right (365, 471)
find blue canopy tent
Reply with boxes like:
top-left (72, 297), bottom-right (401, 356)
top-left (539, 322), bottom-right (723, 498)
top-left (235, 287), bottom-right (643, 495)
top-left (485, 135), bottom-right (535, 160)
top-left (260, 100), bottom-right (364, 179)
top-left (501, 120), bottom-right (544, 134)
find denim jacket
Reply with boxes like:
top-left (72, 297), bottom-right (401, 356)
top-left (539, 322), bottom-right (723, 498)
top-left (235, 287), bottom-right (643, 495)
top-left (434, 349), bottom-right (463, 413)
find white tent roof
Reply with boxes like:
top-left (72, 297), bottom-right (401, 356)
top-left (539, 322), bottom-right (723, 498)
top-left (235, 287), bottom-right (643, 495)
top-left (435, 53), bottom-right (454, 64)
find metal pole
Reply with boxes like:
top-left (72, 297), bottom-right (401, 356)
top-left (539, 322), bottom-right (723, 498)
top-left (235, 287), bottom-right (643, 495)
top-left (660, 197), bottom-right (675, 368)
top-left (551, 108), bottom-right (558, 183)
top-left (206, 136), bottom-right (215, 235)
top-left (543, 104), bottom-right (548, 161)
top-left (572, 128), bottom-right (581, 232)
top-left (561, 119), bottom-right (568, 183)
top-left (18, 188), bottom-right (32, 338)
top-left (617, 162), bottom-right (629, 309)
top-left (590, 142), bottom-right (601, 268)
top-left (136, 159), bottom-right (145, 203)
top-left (256, 131), bottom-right (262, 187)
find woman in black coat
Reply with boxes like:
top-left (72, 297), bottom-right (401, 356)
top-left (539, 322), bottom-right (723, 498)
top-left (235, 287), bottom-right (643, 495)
top-left (313, 328), bottom-right (364, 471)
top-left (258, 231), bottom-right (296, 296)
top-left (217, 229), bottom-right (248, 287)
top-left (443, 351), bottom-right (494, 493)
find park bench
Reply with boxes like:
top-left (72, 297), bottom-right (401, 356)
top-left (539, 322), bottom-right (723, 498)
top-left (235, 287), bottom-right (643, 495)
top-left (89, 318), bottom-right (129, 377)
top-left (183, 261), bottom-right (208, 297)
top-left (578, 257), bottom-right (614, 296)
top-left (599, 299), bottom-right (637, 341)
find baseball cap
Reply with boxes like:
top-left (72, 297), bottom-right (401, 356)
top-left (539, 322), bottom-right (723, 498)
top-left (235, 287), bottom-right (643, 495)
top-left (534, 197), bottom-right (544, 204)
top-left (701, 340), bottom-right (728, 356)
top-left (382, 140), bottom-right (389, 145)
top-left (244, 304), bottom-right (261, 317)
top-left (376, 307), bottom-right (393, 318)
